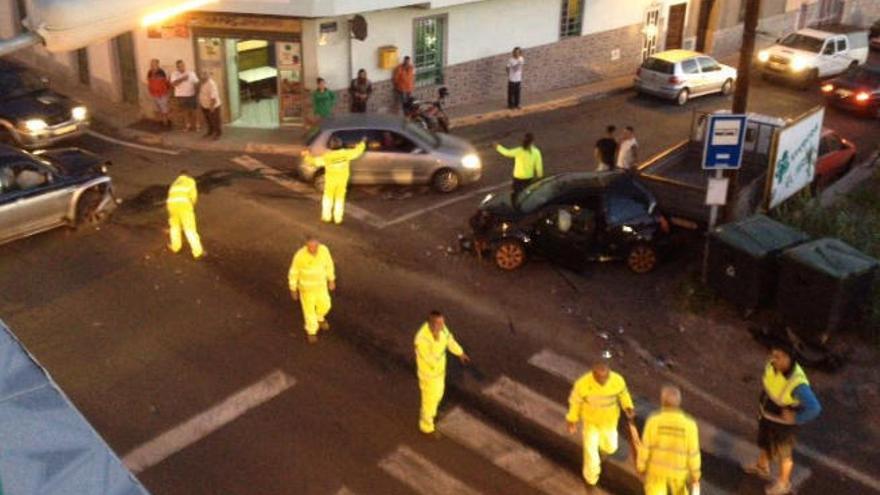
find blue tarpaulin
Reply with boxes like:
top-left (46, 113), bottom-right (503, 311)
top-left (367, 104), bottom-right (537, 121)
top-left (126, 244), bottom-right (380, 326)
top-left (0, 320), bottom-right (150, 495)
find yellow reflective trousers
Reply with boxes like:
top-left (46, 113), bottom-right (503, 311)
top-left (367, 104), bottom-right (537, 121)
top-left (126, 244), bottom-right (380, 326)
top-left (581, 424), bottom-right (619, 485)
top-left (322, 172), bottom-right (349, 224)
top-left (643, 476), bottom-right (689, 495)
top-left (167, 203), bottom-right (203, 258)
top-left (419, 377), bottom-right (445, 433)
top-left (300, 288), bottom-right (331, 336)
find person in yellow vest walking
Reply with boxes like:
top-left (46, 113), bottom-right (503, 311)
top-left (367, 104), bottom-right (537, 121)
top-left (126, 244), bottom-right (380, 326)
top-left (566, 353), bottom-right (635, 490)
top-left (414, 310), bottom-right (470, 436)
top-left (308, 136), bottom-right (366, 224)
top-left (495, 132), bottom-right (543, 195)
top-left (288, 236), bottom-right (336, 344)
top-left (166, 170), bottom-right (204, 259)
top-left (637, 385), bottom-right (701, 495)
top-left (743, 343), bottom-right (821, 495)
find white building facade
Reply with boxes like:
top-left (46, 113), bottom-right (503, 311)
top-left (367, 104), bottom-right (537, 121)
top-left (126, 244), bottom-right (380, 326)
top-left (2, 0), bottom-right (877, 128)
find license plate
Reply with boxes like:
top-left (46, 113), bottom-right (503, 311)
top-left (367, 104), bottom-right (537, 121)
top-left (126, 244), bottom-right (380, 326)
top-left (835, 89), bottom-right (853, 97)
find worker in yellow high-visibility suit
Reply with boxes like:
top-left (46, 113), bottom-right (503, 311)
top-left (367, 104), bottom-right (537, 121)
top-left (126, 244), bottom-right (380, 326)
top-left (566, 354), bottom-right (635, 490)
top-left (637, 385), bottom-right (701, 495)
top-left (494, 132), bottom-right (543, 195)
top-left (166, 170), bottom-right (204, 259)
top-left (414, 310), bottom-right (470, 435)
top-left (288, 236), bottom-right (335, 344)
top-left (308, 136), bottom-right (366, 224)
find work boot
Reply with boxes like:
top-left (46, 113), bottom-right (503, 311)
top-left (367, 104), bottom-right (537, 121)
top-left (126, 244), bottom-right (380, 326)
top-left (307, 334), bottom-right (318, 344)
top-left (765, 481), bottom-right (792, 495)
top-left (420, 430), bottom-right (443, 440)
top-left (319, 320), bottom-right (330, 332)
top-left (742, 463), bottom-right (772, 481)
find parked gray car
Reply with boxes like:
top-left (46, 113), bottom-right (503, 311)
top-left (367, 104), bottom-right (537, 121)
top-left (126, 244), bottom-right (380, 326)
top-left (635, 49), bottom-right (737, 105)
top-left (0, 144), bottom-right (115, 245)
top-left (299, 114), bottom-right (482, 193)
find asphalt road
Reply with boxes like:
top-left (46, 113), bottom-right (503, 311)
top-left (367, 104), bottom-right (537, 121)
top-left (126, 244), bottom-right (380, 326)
top-left (2, 61), bottom-right (880, 495)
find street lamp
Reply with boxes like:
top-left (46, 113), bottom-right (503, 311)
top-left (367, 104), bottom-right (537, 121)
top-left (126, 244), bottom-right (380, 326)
top-left (0, 0), bottom-right (217, 56)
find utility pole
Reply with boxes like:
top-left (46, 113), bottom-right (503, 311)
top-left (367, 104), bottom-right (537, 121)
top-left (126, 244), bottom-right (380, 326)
top-left (723, 0), bottom-right (761, 222)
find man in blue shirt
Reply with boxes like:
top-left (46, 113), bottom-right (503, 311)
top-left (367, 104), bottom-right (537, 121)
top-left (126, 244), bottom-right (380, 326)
top-left (744, 342), bottom-right (821, 495)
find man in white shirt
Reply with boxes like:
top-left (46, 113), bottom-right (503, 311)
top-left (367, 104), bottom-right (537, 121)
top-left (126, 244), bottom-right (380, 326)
top-left (170, 60), bottom-right (200, 132)
top-left (506, 47), bottom-right (524, 110)
top-left (198, 70), bottom-right (222, 139)
top-left (616, 126), bottom-right (639, 171)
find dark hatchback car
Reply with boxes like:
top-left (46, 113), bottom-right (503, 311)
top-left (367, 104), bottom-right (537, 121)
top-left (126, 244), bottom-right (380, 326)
top-left (464, 171), bottom-right (670, 274)
top-left (821, 65), bottom-right (880, 117)
top-left (0, 61), bottom-right (89, 149)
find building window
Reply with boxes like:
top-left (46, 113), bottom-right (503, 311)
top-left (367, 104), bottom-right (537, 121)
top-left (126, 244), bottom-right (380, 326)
top-left (560, 0), bottom-right (584, 38)
top-left (413, 16), bottom-right (446, 87)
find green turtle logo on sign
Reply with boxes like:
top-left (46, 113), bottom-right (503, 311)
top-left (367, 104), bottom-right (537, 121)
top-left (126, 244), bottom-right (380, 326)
top-left (775, 150), bottom-right (790, 183)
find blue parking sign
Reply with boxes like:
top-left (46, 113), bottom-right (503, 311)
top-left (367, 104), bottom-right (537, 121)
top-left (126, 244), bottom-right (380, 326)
top-left (702, 114), bottom-right (747, 170)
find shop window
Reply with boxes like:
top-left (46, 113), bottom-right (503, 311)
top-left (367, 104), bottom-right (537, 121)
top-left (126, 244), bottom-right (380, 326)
top-left (413, 16), bottom-right (446, 87)
top-left (560, 0), bottom-right (584, 38)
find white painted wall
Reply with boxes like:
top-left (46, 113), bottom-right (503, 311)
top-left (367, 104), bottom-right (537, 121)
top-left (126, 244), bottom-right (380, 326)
top-left (86, 40), bottom-right (121, 101)
top-left (205, 0), bottom-right (491, 17)
top-left (132, 27), bottom-right (196, 76)
top-left (0, 0), bottom-right (19, 39)
top-left (583, 0), bottom-right (685, 35)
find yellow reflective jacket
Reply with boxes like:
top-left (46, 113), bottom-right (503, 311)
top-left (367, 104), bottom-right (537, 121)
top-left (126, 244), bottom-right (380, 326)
top-left (637, 408), bottom-right (701, 482)
top-left (312, 141), bottom-right (366, 178)
top-left (761, 362), bottom-right (809, 422)
top-left (167, 174), bottom-right (197, 207)
top-left (566, 371), bottom-right (634, 429)
top-left (288, 245), bottom-right (335, 293)
top-left (414, 322), bottom-right (463, 381)
top-left (496, 144), bottom-right (544, 180)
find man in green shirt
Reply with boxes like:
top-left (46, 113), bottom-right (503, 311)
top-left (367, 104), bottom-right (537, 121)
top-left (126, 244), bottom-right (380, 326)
top-left (311, 77), bottom-right (337, 121)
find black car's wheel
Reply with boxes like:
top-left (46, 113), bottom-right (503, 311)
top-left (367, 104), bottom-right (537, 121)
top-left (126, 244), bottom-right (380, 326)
top-left (74, 188), bottom-right (108, 226)
top-left (721, 79), bottom-right (734, 96)
top-left (313, 170), bottom-right (326, 192)
top-left (432, 168), bottom-right (460, 193)
top-left (626, 243), bottom-right (658, 274)
top-left (493, 239), bottom-right (526, 271)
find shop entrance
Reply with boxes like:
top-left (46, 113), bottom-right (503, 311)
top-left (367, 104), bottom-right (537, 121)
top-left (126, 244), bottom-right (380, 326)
top-left (195, 35), bottom-right (304, 128)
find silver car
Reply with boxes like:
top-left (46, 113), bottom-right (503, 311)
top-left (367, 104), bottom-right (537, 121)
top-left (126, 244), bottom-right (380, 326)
top-left (635, 49), bottom-right (738, 105)
top-left (299, 114), bottom-right (482, 193)
top-left (0, 145), bottom-right (116, 245)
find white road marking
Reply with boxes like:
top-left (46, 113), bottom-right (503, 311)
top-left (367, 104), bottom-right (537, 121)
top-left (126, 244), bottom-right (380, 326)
top-left (230, 155), bottom-right (387, 226)
top-left (86, 129), bottom-right (182, 155)
top-left (378, 445), bottom-right (484, 495)
top-left (529, 348), bottom-right (817, 491)
top-left (439, 407), bottom-right (598, 495)
top-left (375, 181), bottom-right (509, 229)
top-left (619, 338), bottom-right (880, 493)
top-left (122, 370), bottom-right (295, 474)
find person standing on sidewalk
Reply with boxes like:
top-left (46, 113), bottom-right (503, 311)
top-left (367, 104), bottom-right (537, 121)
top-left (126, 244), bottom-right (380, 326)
top-left (414, 310), bottom-right (470, 436)
top-left (495, 133), bottom-right (543, 194)
top-left (744, 343), bottom-right (821, 495)
top-left (310, 78), bottom-right (336, 124)
top-left (616, 126), bottom-right (639, 171)
top-left (288, 236), bottom-right (336, 344)
top-left (637, 385), bottom-right (702, 495)
top-left (170, 60), bottom-right (200, 132)
top-left (348, 69), bottom-right (373, 113)
top-left (506, 47), bottom-right (525, 110)
top-left (307, 136), bottom-right (366, 224)
top-left (146, 59), bottom-right (171, 128)
top-left (166, 170), bottom-right (204, 260)
top-left (566, 353), bottom-right (635, 491)
top-left (198, 70), bottom-right (222, 140)
top-left (594, 125), bottom-right (618, 171)
top-left (393, 56), bottom-right (415, 113)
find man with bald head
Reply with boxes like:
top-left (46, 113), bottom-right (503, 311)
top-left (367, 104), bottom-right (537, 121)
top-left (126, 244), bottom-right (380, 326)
top-left (638, 385), bottom-right (701, 495)
top-left (288, 236), bottom-right (336, 343)
top-left (566, 351), bottom-right (635, 491)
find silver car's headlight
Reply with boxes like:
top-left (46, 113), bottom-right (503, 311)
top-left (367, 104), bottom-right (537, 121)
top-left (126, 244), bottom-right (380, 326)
top-left (72, 106), bottom-right (88, 121)
top-left (461, 153), bottom-right (481, 169)
top-left (23, 119), bottom-right (48, 132)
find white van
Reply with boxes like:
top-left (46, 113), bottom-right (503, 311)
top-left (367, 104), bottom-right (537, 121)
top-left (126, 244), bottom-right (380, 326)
top-left (756, 24), bottom-right (869, 86)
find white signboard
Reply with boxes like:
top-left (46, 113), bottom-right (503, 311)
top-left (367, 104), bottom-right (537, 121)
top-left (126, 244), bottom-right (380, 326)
top-left (767, 107), bottom-right (825, 209)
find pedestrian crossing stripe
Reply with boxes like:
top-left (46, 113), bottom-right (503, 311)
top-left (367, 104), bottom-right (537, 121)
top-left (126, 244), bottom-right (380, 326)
top-left (378, 445), bottom-right (485, 495)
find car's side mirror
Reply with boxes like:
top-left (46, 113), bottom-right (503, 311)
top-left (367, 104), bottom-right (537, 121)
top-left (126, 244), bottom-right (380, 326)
top-left (557, 209), bottom-right (572, 233)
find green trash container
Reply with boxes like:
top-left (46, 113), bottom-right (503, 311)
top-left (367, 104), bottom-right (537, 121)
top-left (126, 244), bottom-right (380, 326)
top-left (777, 238), bottom-right (879, 343)
top-left (707, 214), bottom-right (809, 310)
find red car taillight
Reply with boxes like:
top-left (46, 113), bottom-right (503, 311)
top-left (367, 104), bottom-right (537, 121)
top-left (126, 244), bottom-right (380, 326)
top-left (855, 91), bottom-right (870, 103)
top-left (668, 76), bottom-right (682, 85)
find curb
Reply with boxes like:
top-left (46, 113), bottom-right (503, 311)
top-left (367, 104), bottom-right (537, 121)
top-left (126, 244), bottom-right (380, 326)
top-left (114, 127), bottom-right (304, 156)
top-left (450, 83), bottom-right (634, 128)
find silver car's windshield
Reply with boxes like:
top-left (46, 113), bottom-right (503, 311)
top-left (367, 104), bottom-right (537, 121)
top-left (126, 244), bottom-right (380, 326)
top-left (779, 33), bottom-right (824, 53)
top-left (404, 122), bottom-right (441, 148)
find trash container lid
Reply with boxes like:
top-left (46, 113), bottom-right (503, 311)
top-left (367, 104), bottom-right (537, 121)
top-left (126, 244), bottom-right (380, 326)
top-left (782, 237), bottom-right (880, 278)
top-left (711, 214), bottom-right (809, 257)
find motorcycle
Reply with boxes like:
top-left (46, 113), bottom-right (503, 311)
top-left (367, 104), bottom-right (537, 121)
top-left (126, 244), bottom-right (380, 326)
top-left (404, 87), bottom-right (450, 133)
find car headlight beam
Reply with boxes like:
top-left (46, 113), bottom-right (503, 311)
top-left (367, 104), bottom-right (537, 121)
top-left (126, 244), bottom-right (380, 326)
top-left (461, 154), bottom-right (481, 170)
top-left (757, 50), bottom-right (770, 63)
top-left (790, 56), bottom-right (808, 72)
top-left (72, 106), bottom-right (88, 121)
top-left (23, 119), bottom-right (48, 132)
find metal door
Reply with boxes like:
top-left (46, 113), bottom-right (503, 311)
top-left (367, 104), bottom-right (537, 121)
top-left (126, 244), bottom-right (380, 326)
top-left (114, 32), bottom-right (139, 105)
top-left (642, 6), bottom-right (662, 61)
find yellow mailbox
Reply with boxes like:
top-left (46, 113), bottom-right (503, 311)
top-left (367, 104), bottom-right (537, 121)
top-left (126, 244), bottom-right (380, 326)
top-left (378, 45), bottom-right (399, 70)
